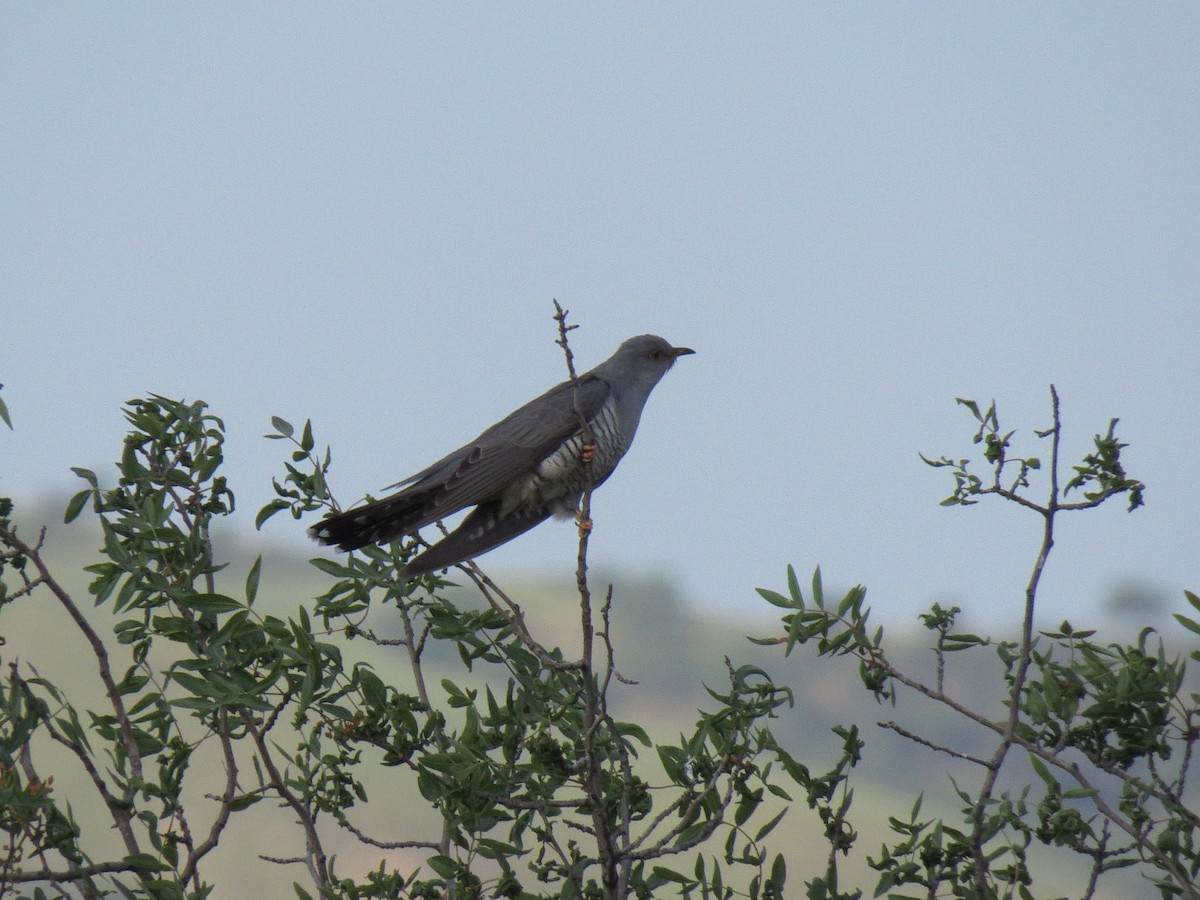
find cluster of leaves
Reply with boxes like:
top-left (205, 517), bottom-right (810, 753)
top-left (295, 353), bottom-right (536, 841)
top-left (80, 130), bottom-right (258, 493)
top-left (756, 389), bottom-right (1198, 899)
top-left (0, 388), bottom-right (824, 899)
top-left (0, 396), bottom-right (355, 897)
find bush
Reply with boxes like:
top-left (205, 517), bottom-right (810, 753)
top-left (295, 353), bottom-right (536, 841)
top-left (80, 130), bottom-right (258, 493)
top-left (1, 369), bottom-right (1196, 899)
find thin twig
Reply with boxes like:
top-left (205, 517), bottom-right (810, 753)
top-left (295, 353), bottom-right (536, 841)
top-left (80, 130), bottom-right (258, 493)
top-left (178, 708), bottom-right (239, 886)
top-left (4, 861), bottom-right (148, 884)
top-left (879, 720), bottom-right (990, 767)
top-left (460, 561), bottom-right (584, 670)
top-left (248, 723), bottom-right (330, 885)
top-left (337, 816), bottom-right (440, 851)
top-left (970, 385), bottom-right (1060, 893)
top-left (552, 303), bottom-right (618, 897)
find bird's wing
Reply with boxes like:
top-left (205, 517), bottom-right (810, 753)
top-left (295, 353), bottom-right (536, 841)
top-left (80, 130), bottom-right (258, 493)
top-left (382, 375), bottom-right (610, 523)
top-left (401, 499), bottom-right (552, 576)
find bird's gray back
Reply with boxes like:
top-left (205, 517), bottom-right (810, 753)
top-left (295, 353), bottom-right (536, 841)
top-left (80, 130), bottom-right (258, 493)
top-left (391, 375), bottom-right (613, 521)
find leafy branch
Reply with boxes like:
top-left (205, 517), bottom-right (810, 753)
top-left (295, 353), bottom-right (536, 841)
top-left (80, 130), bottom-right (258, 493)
top-left (757, 387), bottom-right (1195, 898)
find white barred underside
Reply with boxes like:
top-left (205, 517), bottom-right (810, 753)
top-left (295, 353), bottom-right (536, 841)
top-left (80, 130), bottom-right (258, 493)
top-left (500, 400), bottom-right (626, 519)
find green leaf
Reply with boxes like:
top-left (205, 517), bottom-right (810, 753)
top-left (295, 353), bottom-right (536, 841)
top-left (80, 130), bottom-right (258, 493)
top-left (1028, 755), bottom-right (1057, 789)
top-left (769, 852), bottom-right (786, 888)
top-left (754, 806), bottom-right (788, 842)
top-left (357, 667), bottom-right (386, 707)
top-left (271, 415), bottom-right (294, 437)
top-left (475, 836), bottom-right (522, 859)
top-left (787, 564), bottom-right (803, 604)
top-left (229, 793), bottom-right (264, 812)
top-left (0, 392), bottom-right (11, 429)
top-left (650, 865), bottom-right (693, 885)
top-left (168, 671), bottom-right (218, 698)
top-left (734, 792), bottom-right (760, 826)
top-left (245, 555), bottom-right (262, 606)
top-left (71, 466), bottom-right (99, 487)
top-left (756, 587), bottom-right (793, 609)
top-left (1173, 613), bottom-right (1200, 637)
top-left (657, 745), bottom-right (685, 782)
top-left (178, 593), bottom-right (243, 613)
top-left (64, 489), bottom-right (92, 524)
top-left (941, 633), bottom-right (985, 650)
top-left (426, 854), bottom-right (457, 878)
top-left (313, 557), bottom-right (360, 578)
top-left (257, 499), bottom-right (292, 530)
top-left (616, 721), bottom-right (652, 747)
top-left (121, 853), bottom-right (167, 871)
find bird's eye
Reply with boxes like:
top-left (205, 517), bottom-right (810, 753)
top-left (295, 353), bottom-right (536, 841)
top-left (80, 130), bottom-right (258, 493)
top-left (649, 349), bottom-right (664, 360)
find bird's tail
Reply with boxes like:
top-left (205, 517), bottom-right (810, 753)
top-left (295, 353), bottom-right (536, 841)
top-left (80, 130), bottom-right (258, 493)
top-left (308, 491), bottom-right (436, 552)
top-left (402, 501), bottom-right (551, 577)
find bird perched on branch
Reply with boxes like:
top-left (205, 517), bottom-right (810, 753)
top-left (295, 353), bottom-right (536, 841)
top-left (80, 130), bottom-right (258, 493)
top-left (308, 334), bottom-right (694, 577)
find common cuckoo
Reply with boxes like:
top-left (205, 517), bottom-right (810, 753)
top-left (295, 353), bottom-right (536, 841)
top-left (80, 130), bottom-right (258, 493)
top-left (309, 334), bottom-right (694, 576)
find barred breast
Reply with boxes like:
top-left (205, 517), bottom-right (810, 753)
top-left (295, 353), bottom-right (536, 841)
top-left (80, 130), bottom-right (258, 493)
top-left (500, 400), bottom-right (628, 518)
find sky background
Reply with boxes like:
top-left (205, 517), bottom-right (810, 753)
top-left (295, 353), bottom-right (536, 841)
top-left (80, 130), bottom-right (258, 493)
top-left (3, 5), bottom-right (1198, 629)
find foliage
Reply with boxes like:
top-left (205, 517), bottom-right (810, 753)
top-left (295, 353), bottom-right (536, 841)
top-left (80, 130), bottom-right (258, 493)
top-left (2, 370), bottom-right (1196, 899)
top-left (754, 388), bottom-right (1199, 899)
top-left (0, 333), bottom-right (812, 898)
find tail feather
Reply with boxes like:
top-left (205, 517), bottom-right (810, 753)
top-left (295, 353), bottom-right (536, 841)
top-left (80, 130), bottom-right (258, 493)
top-left (308, 489), bottom-right (439, 552)
top-left (403, 501), bottom-right (551, 577)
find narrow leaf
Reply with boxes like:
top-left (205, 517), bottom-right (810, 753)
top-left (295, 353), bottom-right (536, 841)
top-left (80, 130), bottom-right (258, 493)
top-left (1173, 614), bottom-right (1200, 637)
top-left (64, 489), bottom-right (91, 523)
top-left (245, 555), bottom-right (262, 606)
top-left (756, 587), bottom-right (793, 609)
top-left (178, 593), bottom-right (243, 613)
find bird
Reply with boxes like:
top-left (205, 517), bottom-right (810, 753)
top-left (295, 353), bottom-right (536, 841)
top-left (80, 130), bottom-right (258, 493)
top-left (308, 334), bottom-right (694, 577)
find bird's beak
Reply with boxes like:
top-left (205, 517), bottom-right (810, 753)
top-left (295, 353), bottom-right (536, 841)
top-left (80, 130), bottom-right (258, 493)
top-left (672, 346), bottom-right (695, 358)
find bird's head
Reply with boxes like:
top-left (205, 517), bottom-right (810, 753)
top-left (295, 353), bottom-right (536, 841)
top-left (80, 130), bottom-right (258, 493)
top-left (616, 334), bottom-right (695, 376)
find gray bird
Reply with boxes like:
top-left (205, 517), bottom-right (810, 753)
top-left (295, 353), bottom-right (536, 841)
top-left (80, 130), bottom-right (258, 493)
top-left (308, 334), bottom-right (694, 576)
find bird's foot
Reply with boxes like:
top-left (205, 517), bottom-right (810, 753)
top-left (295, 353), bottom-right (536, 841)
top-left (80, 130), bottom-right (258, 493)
top-left (580, 442), bottom-right (596, 464)
top-left (575, 513), bottom-right (593, 534)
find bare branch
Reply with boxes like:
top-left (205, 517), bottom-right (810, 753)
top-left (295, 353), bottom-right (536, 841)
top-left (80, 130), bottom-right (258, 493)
top-left (5, 860), bottom-right (150, 885)
top-left (337, 815), bottom-right (441, 852)
top-left (878, 720), bottom-right (990, 767)
top-left (248, 722), bottom-right (330, 886)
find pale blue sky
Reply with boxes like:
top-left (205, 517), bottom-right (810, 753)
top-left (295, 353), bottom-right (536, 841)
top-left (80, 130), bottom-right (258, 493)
top-left (4, 5), bottom-right (1198, 626)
